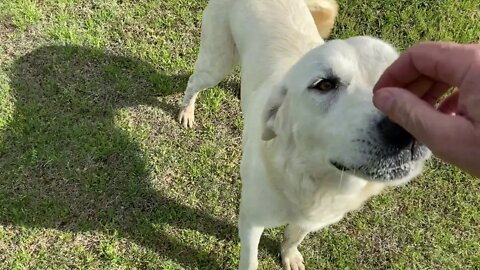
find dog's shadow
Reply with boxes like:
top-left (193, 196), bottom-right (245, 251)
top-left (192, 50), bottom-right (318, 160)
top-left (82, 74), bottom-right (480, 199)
top-left (0, 45), bottom-right (277, 269)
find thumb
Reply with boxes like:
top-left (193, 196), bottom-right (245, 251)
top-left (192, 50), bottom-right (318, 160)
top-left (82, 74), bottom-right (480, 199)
top-left (373, 87), bottom-right (448, 148)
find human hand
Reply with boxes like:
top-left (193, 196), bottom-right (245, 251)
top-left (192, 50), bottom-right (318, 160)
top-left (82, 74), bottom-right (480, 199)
top-left (372, 42), bottom-right (480, 177)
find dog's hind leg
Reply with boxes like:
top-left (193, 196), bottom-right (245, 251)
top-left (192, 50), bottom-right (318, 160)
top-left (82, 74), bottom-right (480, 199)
top-left (281, 224), bottom-right (309, 270)
top-left (178, 2), bottom-right (237, 128)
top-left (239, 212), bottom-right (264, 270)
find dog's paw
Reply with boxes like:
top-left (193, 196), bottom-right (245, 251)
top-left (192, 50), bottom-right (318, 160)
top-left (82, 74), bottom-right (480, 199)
top-left (178, 105), bottom-right (195, 128)
top-left (281, 248), bottom-right (305, 270)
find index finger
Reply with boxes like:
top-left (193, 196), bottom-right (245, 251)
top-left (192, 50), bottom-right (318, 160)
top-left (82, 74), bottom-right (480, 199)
top-left (373, 42), bottom-right (479, 92)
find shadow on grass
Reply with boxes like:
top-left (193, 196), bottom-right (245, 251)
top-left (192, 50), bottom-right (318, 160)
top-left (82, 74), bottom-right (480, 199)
top-left (0, 45), bottom-right (276, 268)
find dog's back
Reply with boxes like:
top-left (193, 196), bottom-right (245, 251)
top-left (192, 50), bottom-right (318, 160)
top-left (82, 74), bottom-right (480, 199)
top-left (178, 0), bottom-right (338, 128)
top-left (228, 0), bottom-right (337, 109)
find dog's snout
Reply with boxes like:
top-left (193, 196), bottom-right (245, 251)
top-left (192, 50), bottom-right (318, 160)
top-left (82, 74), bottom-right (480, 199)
top-left (377, 117), bottom-right (414, 150)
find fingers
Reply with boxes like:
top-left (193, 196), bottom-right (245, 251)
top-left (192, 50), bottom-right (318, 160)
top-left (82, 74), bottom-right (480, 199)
top-left (373, 42), bottom-right (480, 178)
top-left (374, 42), bottom-right (479, 94)
top-left (438, 91), bottom-right (460, 115)
top-left (403, 76), bottom-right (451, 105)
top-left (422, 81), bottom-right (451, 105)
top-left (373, 87), bottom-right (454, 151)
top-left (404, 76), bottom-right (435, 97)
top-left (374, 87), bottom-right (480, 176)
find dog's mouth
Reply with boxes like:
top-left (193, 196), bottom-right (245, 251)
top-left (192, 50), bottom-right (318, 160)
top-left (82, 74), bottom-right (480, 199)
top-left (329, 142), bottom-right (430, 182)
top-left (331, 161), bottom-right (350, 172)
top-left (329, 160), bottom-right (422, 182)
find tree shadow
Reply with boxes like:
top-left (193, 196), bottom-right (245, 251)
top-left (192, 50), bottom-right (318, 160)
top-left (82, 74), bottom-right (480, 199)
top-left (0, 45), bottom-right (277, 268)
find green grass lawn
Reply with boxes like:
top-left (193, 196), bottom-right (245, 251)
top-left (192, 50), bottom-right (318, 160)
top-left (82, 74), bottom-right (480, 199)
top-left (0, 0), bottom-right (479, 269)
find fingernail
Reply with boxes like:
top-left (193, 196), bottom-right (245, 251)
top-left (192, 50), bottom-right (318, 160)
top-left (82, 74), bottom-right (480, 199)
top-left (373, 89), bottom-right (394, 112)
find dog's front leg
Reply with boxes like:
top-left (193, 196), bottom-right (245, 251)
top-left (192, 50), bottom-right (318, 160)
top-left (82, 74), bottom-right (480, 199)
top-left (239, 212), bottom-right (264, 270)
top-left (281, 224), bottom-right (310, 270)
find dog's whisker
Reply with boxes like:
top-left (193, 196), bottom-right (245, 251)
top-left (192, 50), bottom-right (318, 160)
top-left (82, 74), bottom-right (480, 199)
top-left (338, 167), bottom-right (345, 190)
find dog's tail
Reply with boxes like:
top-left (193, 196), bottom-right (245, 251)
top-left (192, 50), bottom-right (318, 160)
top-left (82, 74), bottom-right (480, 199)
top-left (305, 0), bottom-right (338, 39)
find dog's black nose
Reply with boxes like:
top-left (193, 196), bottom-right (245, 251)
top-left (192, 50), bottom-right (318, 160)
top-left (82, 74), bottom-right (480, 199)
top-left (377, 116), bottom-right (414, 150)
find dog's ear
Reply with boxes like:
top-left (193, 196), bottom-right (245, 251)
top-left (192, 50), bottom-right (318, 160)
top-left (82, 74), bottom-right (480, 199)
top-left (262, 86), bottom-right (287, 141)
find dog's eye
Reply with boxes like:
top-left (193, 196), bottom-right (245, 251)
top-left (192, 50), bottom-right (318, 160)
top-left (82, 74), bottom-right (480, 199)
top-left (311, 78), bottom-right (338, 92)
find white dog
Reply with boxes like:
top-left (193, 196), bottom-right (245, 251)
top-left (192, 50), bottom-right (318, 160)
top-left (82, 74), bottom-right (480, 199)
top-left (178, 0), bottom-right (431, 269)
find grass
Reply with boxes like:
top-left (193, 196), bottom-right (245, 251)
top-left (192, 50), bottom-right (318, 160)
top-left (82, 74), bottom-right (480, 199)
top-left (0, 0), bottom-right (479, 269)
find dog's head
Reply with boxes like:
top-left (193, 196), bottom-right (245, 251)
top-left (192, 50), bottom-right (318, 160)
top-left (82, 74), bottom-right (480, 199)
top-left (262, 36), bottom-right (430, 183)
